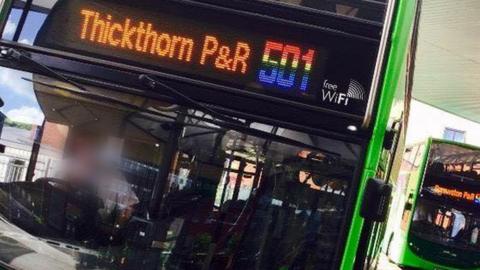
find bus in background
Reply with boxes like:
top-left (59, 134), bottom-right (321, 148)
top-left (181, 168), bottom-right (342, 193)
top-left (385, 138), bottom-right (480, 269)
top-left (0, 0), bottom-right (418, 269)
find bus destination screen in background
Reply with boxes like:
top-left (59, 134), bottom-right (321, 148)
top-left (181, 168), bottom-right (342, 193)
top-left (35, 0), bottom-right (379, 116)
top-left (422, 173), bottom-right (480, 210)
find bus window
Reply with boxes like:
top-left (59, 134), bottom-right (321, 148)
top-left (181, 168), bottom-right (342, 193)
top-left (0, 68), bottom-right (361, 270)
top-left (258, 0), bottom-right (387, 22)
top-left (472, 160), bottom-right (480, 176)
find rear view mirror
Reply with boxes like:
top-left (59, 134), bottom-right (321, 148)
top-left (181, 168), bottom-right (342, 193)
top-left (360, 178), bottom-right (393, 222)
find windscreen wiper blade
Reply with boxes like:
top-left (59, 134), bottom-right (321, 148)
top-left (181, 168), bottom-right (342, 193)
top-left (137, 76), bottom-right (340, 154)
top-left (0, 47), bottom-right (87, 92)
top-left (139, 74), bottom-right (246, 126)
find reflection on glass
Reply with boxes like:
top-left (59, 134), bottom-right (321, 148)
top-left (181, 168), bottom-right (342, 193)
top-left (260, 0), bottom-right (387, 22)
top-left (0, 69), bottom-right (360, 269)
top-left (411, 199), bottom-right (480, 251)
top-left (2, 2), bottom-right (48, 43)
top-left (3, 0), bottom-right (386, 52)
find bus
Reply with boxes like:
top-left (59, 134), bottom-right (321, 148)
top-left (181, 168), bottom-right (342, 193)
top-left (0, 0), bottom-right (417, 269)
top-left (385, 138), bottom-right (480, 269)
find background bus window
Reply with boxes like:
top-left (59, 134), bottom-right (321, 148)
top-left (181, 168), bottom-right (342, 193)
top-left (409, 142), bottom-right (480, 268)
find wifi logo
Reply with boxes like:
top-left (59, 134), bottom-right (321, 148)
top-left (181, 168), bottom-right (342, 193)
top-left (347, 79), bottom-right (365, 101)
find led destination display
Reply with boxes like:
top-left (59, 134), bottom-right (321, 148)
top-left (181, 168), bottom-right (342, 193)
top-left (431, 185), bottom-right (480, 205)
top-left (35, 0), bottom-right (380, 116)
top-left (79, 10), bottom-right (252, 75)
top-left (423, 174), bottom-right (480, 210)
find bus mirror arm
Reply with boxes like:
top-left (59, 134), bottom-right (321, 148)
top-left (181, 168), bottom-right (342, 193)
top-left (360, 178), bottom-right (393, 222)
top-left (354, 178), bottom-right (393, 270)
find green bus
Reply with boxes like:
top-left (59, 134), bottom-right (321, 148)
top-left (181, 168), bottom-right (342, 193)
top-left (385, 138), bottom-right (480, 269)
top-left (0, 0), bottom-right (417, 269)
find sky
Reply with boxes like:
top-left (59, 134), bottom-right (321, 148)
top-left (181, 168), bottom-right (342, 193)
top-left (0, 8), bottom-right (48, 125)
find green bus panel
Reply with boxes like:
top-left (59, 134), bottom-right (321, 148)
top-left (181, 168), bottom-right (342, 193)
top-left (340, 0), bottom-right (418, 268)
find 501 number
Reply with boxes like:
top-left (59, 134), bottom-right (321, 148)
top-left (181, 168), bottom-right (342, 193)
top-left (258, 41), bottom-right (315, 92)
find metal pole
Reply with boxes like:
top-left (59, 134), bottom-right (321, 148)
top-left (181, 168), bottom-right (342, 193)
top-left (12, 0), bottom-right (32, 41)
top-left (25, 118), bottom-right (45, 182)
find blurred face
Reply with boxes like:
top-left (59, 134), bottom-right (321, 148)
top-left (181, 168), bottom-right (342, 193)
top-left (64, 135), bottom-right (101, 185)
top-left (64, 134), bottom-right (138, 219)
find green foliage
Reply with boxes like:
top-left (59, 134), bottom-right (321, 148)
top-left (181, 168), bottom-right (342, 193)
top-left (4, 118), bottom-right (33, 130)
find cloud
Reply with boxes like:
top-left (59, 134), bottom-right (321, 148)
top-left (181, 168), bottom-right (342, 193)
top-left (19, 38), bottom-right (32, 45)
top-left (6, 106), bottom-right (44, 125)
top-left (3, 21), bottom-right (16, 37)
top-left (0, 68), bottom-right (34, 99)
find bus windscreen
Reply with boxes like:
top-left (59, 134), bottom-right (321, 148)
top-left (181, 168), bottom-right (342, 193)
top-left (0, 68), bottom-right (361, 269)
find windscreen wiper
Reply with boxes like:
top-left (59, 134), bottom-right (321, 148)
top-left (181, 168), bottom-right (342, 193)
top-left (137, 76), bottom-right (340, 154)
top-left (0, 47), bottom-right (87, 92)
top-left (139, 74), bottom-right (246, 126)
top-left (27, 76), bottom-right (337, 155)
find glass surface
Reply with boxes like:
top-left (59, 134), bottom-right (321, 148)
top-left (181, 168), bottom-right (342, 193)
top-left (258, 0), bottom-right (388, 23)
top-left (0, 67), bottom-right (360, 269)
top-left (22, 0), bottom-right (388, 24)
top-left (410, 143), bottom-right (480, 261)
top-left (443, 129), bottom-right (454, 141)
top-left (0, 0), bottom-right (382, 119)
top-left (443, 128), bottom-right (466, 143)
top-left (412, 198), bottom-right (480, 250)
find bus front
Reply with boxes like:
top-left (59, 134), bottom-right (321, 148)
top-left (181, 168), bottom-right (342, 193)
top-left (408, 141), bottom-right (480, 269)
top-left (0, 0), bottom-right (416, 269)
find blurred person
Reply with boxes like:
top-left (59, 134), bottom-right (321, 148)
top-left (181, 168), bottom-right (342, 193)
top-left (59, 135), bottom-right (139, 238)
top-left (471, 222), bottom-right (479, 245)
top-left (451, 209), bottom-right (466, 240)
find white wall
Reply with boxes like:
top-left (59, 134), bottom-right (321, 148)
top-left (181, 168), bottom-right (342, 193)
top-left (406, 99), bottom-right (480, 146)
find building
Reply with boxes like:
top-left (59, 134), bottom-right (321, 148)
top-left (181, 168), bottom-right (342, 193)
top-left (406, 99), bottom-right (480, 146)
top-left (0, 122), bottom-right (66, 182)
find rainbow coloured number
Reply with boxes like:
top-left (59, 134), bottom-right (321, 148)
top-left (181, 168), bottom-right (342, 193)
top-left (258, 41), bottom-right (315, 92)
